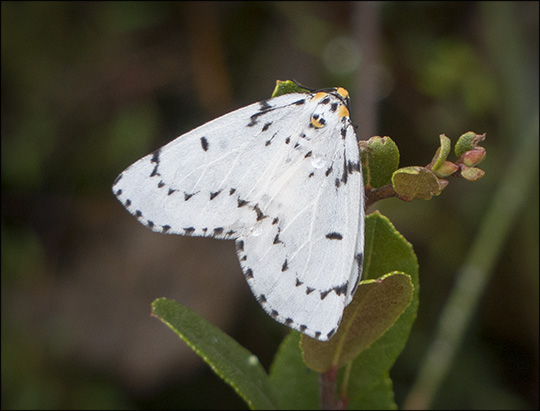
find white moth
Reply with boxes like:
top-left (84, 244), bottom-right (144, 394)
top-left (112, 87), bottom-right (364, 341)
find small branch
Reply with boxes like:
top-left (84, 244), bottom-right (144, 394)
top-left (365, 184), bottom-right (398, 209)
top-left (319, 368), bottom-right (340, 410)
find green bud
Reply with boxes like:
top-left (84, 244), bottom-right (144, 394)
top-left (433, 161), bottom-right (459, 178)
top-left (455, 131), bottom-right (486, 158)
top-left (460, 166), bottom-right (485, 181)
top-left (462, 148), bottom-right (486, 167)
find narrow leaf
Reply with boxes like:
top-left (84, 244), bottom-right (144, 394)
top-left (152, 298), bottom-right (278, 410)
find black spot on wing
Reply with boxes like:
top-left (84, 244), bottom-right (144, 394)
top-left (184, 227), bottom-right (195, 235)
top-left (315, 331), bottom-right (321, 339)
top-left (157, 181), bottom-right (165, 188)
top-left (271, 309), bottom-right (279, 318)
top-left (327, 328), bottom-right (337, 339)
top-left (150, 148), bottom-right (161, 164)
top-left (356, 253), bottom-right (364, 268)
top-left (272, 217), bottom-right (279, 225)
top-left (147, 220), bottom-right (154, 229)
top-left (333, 282), bottom-right (348, 296)
top-left (341, 156), bottom-right (348, 184)
top-left (295, 278), bottom-right (303, 286)
top-left (151, 149), bottom-right (161, 164)
top-left (320, 290), bottom-right (331, 300)
top-left (115, 189), bottom-right (122, 196)
top-left (281, 259), bottom-right (288, 272)
top-left (200, 136), bottom-right (209, 151)
top-left (299, 324), bottom-right (307, 332)
top-left (285, 136), bottom-right (291, 144)
top-left (253, 204), bottom-right (267, 221)
top-left (168, 188), bottom-right (177, 196)
top-left (134, 210), bottom-right (142, 218)
top-left (285, 318), bottom-right (294, 325)
top-left (265, 132), bottom-right (278, 146)
top-left (247, 109), bottom-right (272, 127)
top-left (245, 268), bottom-right (254, 279)
top-left (113, 173), bottom-right (123, 185)
top-left (321, 96), bottom-right (331, 104)
top-left (237, 198), bottom-right (248, 207)
top-left (325, 166), bottom-right (333, 177)
top-left (210, 190), bottom-right (222, 200)
top-left (124, 199), bottom-right (131, 207)
top-left (213, 227), bottom-right (224, 236)
top-left (292, 99), bottom-right (305, 105)
top-left (184, 192), bottom-right (196, 201)
top-left (330, 102), bottom-right (338, 112)
top-left (229, 188), bottom-right (236, 195)
top-left (326, 232), bottom-right (343, 240)
top-left (306, 287), bottom-right (315, 295)
top-left (347, 160), bottom-right (361, 174)
top-left (162, 225), bottom-right (171, 233)
top-left (262, 122), bottom-right (272, 132)
top-left (341, 127), bottom-right (347, 139)
top-left (236, 240), bottom-right (244, 252)
top-left (259, 100), bottom-right (272, 111)
top-left (304, 151), bottom-right (312, 158)
top-left (150, 149), bottom-right (161, 177)
top-left (257, 293), bottom-right (266, 303)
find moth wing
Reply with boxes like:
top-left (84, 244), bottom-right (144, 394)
top-left (113, 93), bottom-right (312, 238)
top-left (113, 89), bottom-right (364, 341)
top-left (238, 108), bottom-right (364, 341)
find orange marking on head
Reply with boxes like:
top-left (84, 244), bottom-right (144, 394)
top-left (336, 87), bottom-right (349, 98)
top-left (338, 104), bottom-right (350, 118)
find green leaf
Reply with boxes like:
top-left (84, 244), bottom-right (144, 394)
top-left (429, 134), bottom-right (452, 172)
top-left (301, 272), bottom-right (413, 372)
top-left (348, 373), bottom-right (397, 410)
top-left (363, 136), bottom-right (400, 188)
top-left (392, 166), bottom-right (445, 201)
top-left (152, 298), bottom-right (278, 410)
top-left (269, 332), bottom-right (319, 410)
top-left (271, 80), bottom-right (309, 97)
top-left (345, 212), bottom-right (419, 402)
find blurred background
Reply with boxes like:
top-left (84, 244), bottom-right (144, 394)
top-left (1, 2), bottom-right (538, 409)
